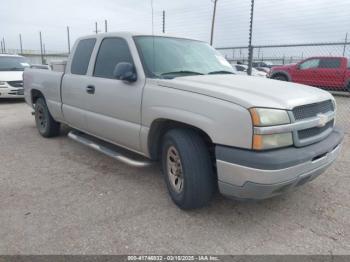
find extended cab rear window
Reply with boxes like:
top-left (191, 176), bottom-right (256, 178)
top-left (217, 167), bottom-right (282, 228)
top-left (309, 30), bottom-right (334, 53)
top-left (319, 58), bottom-right (341, 69)
top-left (71, 38), bottom-right (96, 75)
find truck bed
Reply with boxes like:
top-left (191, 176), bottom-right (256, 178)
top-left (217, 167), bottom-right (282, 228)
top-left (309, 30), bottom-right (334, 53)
top-left (23, 68), bottom-right (64, 121)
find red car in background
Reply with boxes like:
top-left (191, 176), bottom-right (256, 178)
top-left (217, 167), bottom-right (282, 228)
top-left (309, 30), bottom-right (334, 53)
top-left (269, 56), bottom-right (350, 91)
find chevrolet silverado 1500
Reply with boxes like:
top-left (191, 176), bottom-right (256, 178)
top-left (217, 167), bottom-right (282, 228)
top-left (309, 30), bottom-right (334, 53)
top-left (24, 32), bottom-right (343, 209)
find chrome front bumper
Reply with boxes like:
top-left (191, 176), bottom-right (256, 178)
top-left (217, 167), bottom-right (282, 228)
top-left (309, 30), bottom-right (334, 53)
top-left (216, 128), bottom-right (343, 200)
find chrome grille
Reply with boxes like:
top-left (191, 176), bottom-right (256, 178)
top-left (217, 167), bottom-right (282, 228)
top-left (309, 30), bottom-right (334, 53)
top-left (298, 120), bottom-right (334, 140)
top-left (7, 81), bottom-right (23, 88)
top-left (292, 100), bottom-right (334, 121)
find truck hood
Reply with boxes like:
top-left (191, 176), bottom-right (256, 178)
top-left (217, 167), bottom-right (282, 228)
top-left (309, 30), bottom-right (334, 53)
top-left (157, 75), bottom-right (333, 109)
top-left (0, 71), bottom-right (24, 81)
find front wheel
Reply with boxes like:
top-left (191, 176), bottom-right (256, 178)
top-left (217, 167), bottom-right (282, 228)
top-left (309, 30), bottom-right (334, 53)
top-left (34, 97), bottom-right (60, 137)
top-left (161, 129), bottom-right (214, 209)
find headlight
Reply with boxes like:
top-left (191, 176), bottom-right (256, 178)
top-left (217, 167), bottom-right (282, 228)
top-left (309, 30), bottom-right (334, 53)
top-left (331, 99), bottom-right (336, 111)
top-left (250, 108), bottom-right (290, 126)
top-left (253, 133), bottom-right (293, 150)
top-left (250, 108), bottom-right (293, 150)
top-left (0, 81), bottom-right (6, 86)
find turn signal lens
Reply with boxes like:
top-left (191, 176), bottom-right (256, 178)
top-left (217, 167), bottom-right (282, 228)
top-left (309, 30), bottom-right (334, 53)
top-left (253, 133), bottom-right (293, 150)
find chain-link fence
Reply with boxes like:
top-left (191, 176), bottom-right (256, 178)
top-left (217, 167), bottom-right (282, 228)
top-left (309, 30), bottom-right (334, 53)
top-left (1, 0), bottom-right (349, 131)
top-left (216, 42), bottom-right (350, 132)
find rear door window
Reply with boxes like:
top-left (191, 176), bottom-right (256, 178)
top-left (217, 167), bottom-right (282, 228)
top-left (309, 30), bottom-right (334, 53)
top-left (71, 38), bottom-right (96, 75)
top-left (93, 37), bottom-right (133, 79)
top-left (299, 59), bottom-right (320, 70)
top-left (319, 58), bottom-right (341, 69)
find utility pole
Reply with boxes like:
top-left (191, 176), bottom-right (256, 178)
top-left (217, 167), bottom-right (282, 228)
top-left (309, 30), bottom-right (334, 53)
top-left (39, 31), bottom-right (44, 64)
top-left (162, 10), bottom-right (166, 33)
top-left (67, 26), bottom-right (71, 54)
top-left (94, 22), bottom-right (100, 34)
top-left (0, 41), bottom-right (3, 53)
top-left (343, 32), bottom-right (348, 57)
top-left (247, 0), bottom-right (255, 75)
top-left (210, 0), bottom-right (218, 46)
top-left (2, 37), bottom-right (6, 53)
top-left (104, 20), bottom-right (108, 33)
top-left (19, 34), bottom-right (23, 54)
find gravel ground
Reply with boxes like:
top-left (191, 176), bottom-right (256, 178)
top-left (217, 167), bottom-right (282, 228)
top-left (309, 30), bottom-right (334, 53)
top-left (0, 98), bottom-right (349, 255)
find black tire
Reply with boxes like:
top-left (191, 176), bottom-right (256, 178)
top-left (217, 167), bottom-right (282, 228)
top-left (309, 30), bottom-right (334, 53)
top-left (34, 97), bottom-right (60, 137)
top-left (272, 74), bottom-right (288, 81)
top-left (161, 129), bottom-right (214, 209)
top-left (346, 82), bottom-right (350, 92)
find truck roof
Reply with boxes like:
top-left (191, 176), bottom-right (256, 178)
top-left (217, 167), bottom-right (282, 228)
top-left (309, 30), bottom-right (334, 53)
top-left (76, 31), bottom-right (202, 42)
top-left (306, 56), bottom-right (347, 59)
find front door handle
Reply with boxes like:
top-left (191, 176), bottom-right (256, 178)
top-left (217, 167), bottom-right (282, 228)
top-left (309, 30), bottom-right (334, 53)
top-left (86, 85), bottom-right (95, 94)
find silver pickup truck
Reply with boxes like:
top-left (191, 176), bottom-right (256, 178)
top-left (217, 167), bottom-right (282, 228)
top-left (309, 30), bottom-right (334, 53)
top-left (23, 32), bottom-right (343, 209)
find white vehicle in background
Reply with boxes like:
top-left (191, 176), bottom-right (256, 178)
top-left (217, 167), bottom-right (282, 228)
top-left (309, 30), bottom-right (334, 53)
top-left (0, 54), bottom-right (30, 98)
top-left (231, 64), bottom-right (267, 77)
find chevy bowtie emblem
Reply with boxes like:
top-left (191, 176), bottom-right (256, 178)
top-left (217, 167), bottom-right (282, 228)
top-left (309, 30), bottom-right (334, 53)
top-left (317, 114), bottom-right (328, 127)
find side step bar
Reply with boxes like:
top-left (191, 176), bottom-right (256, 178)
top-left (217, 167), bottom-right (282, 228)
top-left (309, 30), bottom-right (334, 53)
top-left (68, 130), bottom-right (153, 167)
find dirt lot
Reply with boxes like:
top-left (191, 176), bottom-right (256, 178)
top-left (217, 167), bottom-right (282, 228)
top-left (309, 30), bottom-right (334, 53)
top-left (0, 98), bottom-right (349, 255)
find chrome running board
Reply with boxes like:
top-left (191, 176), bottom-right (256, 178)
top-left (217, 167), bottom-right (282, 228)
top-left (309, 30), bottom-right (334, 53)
top-left (68, 130), bottom-right (153, 167)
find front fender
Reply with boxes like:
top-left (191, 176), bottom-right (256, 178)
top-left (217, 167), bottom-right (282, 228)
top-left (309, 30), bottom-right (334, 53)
top-left (140, 83), bottom-right (253, 156)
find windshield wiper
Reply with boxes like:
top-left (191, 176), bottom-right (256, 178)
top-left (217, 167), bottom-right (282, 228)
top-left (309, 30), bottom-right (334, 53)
top-left (160, 70), bottom-right (204, 78)
top-left (208, 70), bottom-right (235, 75)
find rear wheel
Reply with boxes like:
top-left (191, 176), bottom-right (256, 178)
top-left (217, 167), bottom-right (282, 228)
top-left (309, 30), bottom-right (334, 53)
top-left (272, 74), bottom-right (288, 81)
top-left (161, 129), bottom-right (214, 209)
top-left (35, 97), bottom-right (60, 137)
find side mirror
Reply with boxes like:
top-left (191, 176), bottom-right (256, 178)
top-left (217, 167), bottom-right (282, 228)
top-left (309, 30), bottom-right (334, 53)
top-left (113, 62), bottom-right (137, 82)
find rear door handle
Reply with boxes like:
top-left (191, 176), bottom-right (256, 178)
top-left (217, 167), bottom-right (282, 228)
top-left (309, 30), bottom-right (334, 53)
top-left (86, 85), bottom-right (95, 94)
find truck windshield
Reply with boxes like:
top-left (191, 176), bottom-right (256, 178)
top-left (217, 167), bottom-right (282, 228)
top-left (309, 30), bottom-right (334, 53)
top-left (0, 56), bottom-right (30, 71)
top-left (134, 36), bottom-right (234, 79)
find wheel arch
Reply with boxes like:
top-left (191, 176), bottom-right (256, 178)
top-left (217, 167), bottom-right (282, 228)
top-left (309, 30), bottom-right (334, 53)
top-left (271, 71), bottom-right (291, 81)
top-left (147, 118), bottom-right (214, 161)
top-left (345, 78), bottom-right (350, 91)
top-left (31, 89), bottom-right (45, 105)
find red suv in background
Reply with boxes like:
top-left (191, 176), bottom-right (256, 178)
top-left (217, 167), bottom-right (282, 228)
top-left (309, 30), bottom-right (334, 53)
top-left (269, 56), bottom-right (350, 91)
